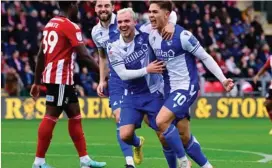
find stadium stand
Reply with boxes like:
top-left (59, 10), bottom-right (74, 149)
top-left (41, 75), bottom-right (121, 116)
top-left (1, 1), bottom-right (271, 96)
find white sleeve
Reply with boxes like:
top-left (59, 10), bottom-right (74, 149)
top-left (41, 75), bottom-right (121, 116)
top-left (91, 27), bottom-right (102, 49)
top-left (180, 30), bottom-right (226, 83)
top-left (139, 23), bottom-right (152, 34)
top-left (107, 44), bottom-right (148, 80)
top-left (193, 47), bottom-right (227, 83)
top-left (168, 11), bottom-right (177, 24)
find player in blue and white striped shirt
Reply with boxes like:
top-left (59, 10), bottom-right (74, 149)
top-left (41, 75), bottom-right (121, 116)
top-left (91, 1), bottom-right (133, 167)
top-left (107, 7), bottom-right (178, 168)
top-left (148, 1), bottom-right (235, 168)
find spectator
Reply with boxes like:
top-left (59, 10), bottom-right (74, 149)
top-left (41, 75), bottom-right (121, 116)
top-left (251, 15), bottom-right (263, 36)
top-left (226, 56), bottom-right (241, 77)
top-left (245, 26), bottom-right (257, 50)
top-left (80, 67), bottom-right (98, 96)
top-left (4, 67), bottom-right (24, 96)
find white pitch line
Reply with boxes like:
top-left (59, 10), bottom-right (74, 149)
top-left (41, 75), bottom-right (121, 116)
top-left (0, 152), bottom-right (265, 163)
top-left (202, 147), bottom-right (272, 163)
top-left (2, 141), bottom-right (272, 163)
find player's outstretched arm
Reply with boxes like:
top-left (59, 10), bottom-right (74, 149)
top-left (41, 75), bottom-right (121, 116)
top-left (195, 48), bottom-right (234, 92)
top-left (30, 43), bottom-right (44, 100)
top-left (253, 60), bottom-right (269, 84)
top-left (180, 30), bottom-right (234, 92)
top-left (75, 44), bottom-right (100, 82)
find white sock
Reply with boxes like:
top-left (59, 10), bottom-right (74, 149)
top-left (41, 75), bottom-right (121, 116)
top-left (178, 155), bottom-right (188, 162)
top-left (34, 157), bottom-right (45, 165)
top-left (125, 156), bottom-right (135, 166)
top-left (201, 161), bottom-right (213, 168)
top-left (80, 155), bottom-right (91, 163)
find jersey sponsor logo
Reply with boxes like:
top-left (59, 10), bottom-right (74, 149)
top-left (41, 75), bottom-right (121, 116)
top-left (154, 49), bottom-right (175, 61)
top-left (124, 44), bottom-right (149, 64)
top-left (166, 40), bottom-right (173, 46)
top-left (76, 32), bottom-right (83, 41)
top-left (46, 95), bottom-right (54, 102)
top-left (137, 36), bottom-right (143, 45)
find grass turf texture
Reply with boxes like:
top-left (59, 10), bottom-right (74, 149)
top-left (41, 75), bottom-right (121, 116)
top-left (2, 119), bottom-right (272, 168)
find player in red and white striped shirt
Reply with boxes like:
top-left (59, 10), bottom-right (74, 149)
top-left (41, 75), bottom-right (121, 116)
top-left (253, 55), bottom-right (272, 135)
top-left (30, 2), bottom-right (106, 168)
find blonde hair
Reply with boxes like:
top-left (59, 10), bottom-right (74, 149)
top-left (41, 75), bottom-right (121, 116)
top-left (117, 8), bottom-right (136, 21)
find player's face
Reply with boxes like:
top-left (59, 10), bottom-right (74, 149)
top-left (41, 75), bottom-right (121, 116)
top-left (117, 11), bottom-right (136, 39)
top-left (148, 3), bottom-right (170, 30)
top-left (95, 0), bottom-right (113, 22)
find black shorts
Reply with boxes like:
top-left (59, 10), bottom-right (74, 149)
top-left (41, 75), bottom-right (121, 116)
top-left (266, 89), bottom-right (272, 100)
top-left (45, 84), bottom-right (78, 107)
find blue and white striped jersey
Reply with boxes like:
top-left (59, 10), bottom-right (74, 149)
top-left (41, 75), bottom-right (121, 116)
top-left (149, 25), bottom-right (201, 95)
top-left (107, 28), bottom-right (163, 95)
top-left (91, 13), bottom-right (123, 95)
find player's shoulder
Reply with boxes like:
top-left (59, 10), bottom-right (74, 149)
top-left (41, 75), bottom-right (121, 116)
top-left (55, 17), bottom-right (81, 32)
top-left (91, 23), bottom-right (101, 37)
top-left (108, 32), bottom-right (120, 44)
top-left (175, 25), bottom-right (187, 36)
top-left (107, 35), bottom-right (122, 54)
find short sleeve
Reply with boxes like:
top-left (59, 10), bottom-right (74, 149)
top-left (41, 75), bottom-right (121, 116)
top-left (107, 43), bottom-right (124, 67)
top-left (180, 30), bottom-right (201, 54)
top-left (139, 23), bottom-right (152, 34)
top-left (91, 27), bottom-right (102, 49)
top-left (63, 21), bottom-right (84, 47)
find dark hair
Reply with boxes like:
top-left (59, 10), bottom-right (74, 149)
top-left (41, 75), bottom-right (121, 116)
top-left (149, 0), bottom-right (172, 12)
top-left (94, 0), bottom-right (114, 6)
top-left (58, 1), bottom-right (77, 11)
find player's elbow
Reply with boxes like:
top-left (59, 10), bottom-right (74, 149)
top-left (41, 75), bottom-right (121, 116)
top-left (118, 73), bottom-right (130, 81)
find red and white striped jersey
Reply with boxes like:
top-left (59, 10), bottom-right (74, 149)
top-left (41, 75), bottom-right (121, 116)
top-left (42, 16), bottom-right (84, 85)
top-left (264, 55), bottom-right (272, 89)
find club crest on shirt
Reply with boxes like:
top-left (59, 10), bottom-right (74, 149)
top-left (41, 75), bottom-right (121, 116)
top-left (137, 37), bottom-right (143, 45)
top-left (167, 40), bottom-right (173, 46)
top-left (76, 32), bottom-right (83, 41)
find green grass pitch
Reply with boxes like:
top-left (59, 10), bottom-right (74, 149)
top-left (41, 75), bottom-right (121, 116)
top-left (1, 119), bottom-right (272, 168)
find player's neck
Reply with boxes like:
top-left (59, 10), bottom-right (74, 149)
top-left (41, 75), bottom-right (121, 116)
top-left (101, 20), bottom-right (111, 28)
top-left (158, 22), bottom-right (168, 36)
top-left (100, 16), bottom-right (112, 28)
top-left (58, 11), bottom-right (69, 19)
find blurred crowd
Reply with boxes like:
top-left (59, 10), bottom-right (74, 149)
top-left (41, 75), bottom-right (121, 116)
top-left (1, 1), bottom-right (271, 96)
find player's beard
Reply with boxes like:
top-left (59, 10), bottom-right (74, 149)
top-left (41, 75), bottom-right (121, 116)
top-left (98, 13), bottom-right (112, 22)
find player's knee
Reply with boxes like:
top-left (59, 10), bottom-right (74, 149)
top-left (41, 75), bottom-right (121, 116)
top-left (156, 117), bottom-right (168, 132)
top-left (180, 132), bottom-right (190, 146)
top-left (120, 129), bottom-right (133, 142)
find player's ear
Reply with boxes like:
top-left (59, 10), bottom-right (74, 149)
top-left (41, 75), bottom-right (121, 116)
top-left (165, 10), bottom-right (171, 18)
